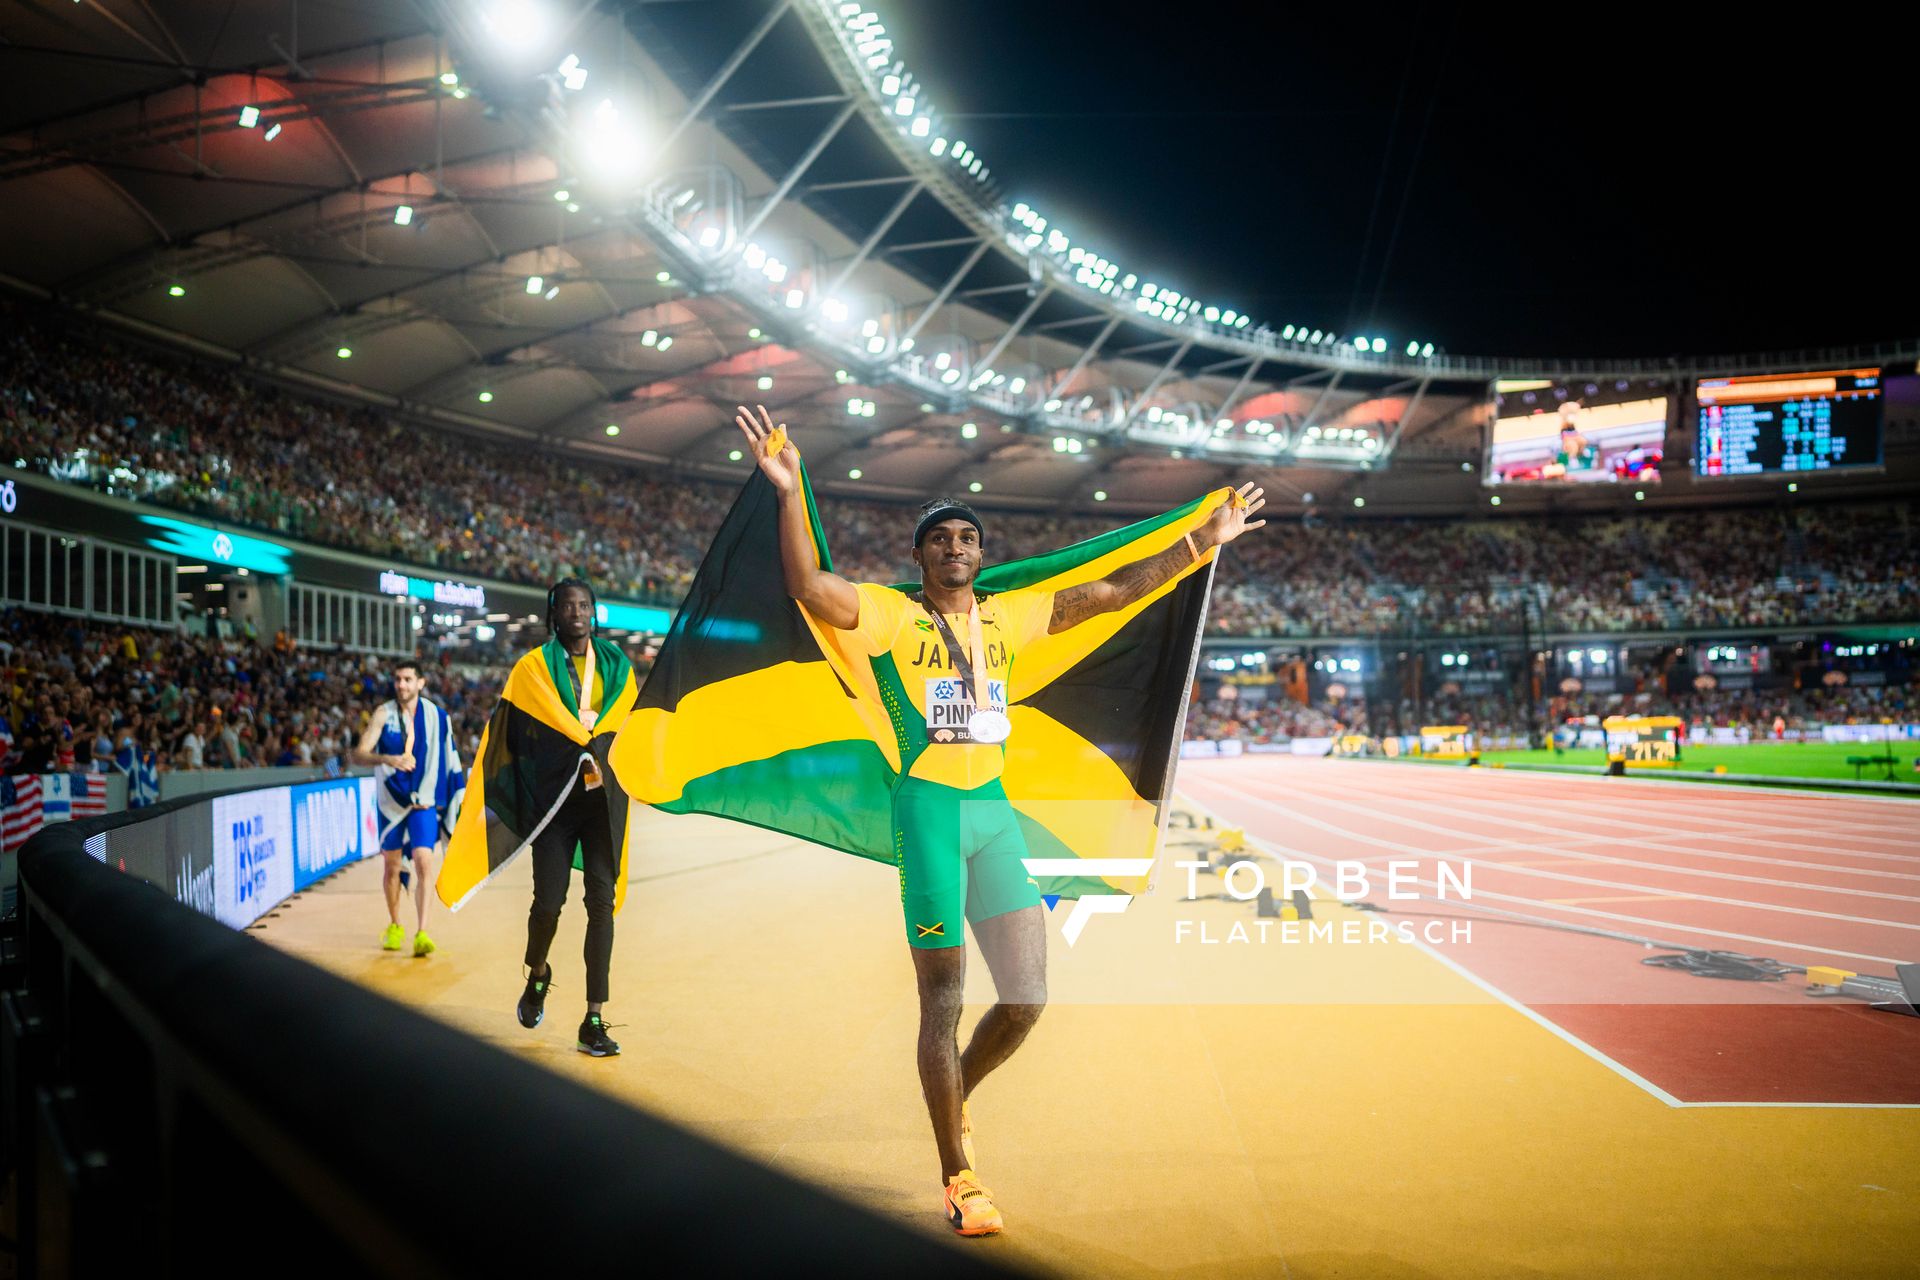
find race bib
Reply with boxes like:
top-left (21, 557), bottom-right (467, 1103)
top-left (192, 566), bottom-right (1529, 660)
top-left (925, 677), bottom-right (1008, 745)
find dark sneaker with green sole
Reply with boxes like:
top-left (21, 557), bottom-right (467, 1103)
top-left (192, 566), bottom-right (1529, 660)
top-left (516, 967), bottom-right (552, 1029)
top-left (577, 1012), bottom-right (620, 1057)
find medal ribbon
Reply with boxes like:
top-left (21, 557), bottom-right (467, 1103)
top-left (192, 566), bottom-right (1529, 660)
top-left (566, 645), bottom-right (600, 732)
top-left (920, 596), bottom-right (991, 718)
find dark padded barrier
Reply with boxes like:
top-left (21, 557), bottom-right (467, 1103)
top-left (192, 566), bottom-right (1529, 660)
top-left (5, 803), bottom-right (1010, 1278)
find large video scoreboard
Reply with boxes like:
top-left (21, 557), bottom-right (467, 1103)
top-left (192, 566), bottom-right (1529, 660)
top-left (1694, 368), bottom-right (1883, 477)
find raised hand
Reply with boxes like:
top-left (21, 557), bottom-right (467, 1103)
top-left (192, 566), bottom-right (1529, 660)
top-left (734, 403), bottom-right (799, 495)
top-left (1203, 482), bottom-right (1268, 547)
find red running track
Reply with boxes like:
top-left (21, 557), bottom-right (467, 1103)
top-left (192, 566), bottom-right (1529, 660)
top-left (1179, 757), bottom-right (1920, 1105)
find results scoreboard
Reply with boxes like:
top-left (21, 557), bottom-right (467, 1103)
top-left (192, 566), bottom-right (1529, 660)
top-left (1694, 368), bottom-right (1883, 477)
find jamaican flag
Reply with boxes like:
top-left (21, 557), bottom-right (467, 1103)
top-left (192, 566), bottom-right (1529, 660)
top-left (608, 468), bottom-right (1222, 899)
top-left (439, 637), bottom-right (640, 912)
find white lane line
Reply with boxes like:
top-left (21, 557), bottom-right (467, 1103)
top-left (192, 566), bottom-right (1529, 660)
top-left (1381, 763), bottom-right (1920, 835)
top-left (1353, 773), bottom-right (1920, 866)
top-left (1224, 776), bottom-right (1920, 920)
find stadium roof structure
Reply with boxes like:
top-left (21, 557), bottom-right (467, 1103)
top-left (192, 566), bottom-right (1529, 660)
top-left (1, 0), bottom-right (1914, 517)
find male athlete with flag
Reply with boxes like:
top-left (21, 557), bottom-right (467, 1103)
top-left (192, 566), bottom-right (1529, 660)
top-left (613, 404), bottom-right (1263, 1236)
top-left (351, 658), bottom-right (465, 957)
top-left (439, 579), bottom-right (641, 1057)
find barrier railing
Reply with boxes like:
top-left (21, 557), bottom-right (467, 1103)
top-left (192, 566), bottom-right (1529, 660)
top-left (3, 792), bottom-right (1002, 1276)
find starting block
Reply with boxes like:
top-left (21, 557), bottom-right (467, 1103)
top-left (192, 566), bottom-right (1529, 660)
top-left (1804, 965), bottom-right (1857, 993)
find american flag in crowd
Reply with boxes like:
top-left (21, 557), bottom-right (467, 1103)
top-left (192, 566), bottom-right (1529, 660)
top-left (3, 775), bottom-right (43, 852)
top-left (2, 774), bottom-right (109, 850)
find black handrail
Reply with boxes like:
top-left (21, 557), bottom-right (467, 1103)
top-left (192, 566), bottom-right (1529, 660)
top-left (5, 805), bottom-right (1006, 1277)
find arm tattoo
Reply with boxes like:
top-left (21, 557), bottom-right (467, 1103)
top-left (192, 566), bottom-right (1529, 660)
top-left (1049, 539), bottom-right (1195, 631)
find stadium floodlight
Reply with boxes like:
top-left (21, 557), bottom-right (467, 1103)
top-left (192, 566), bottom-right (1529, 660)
top-left (578, 98), bottom-right (643, 184)
top-left (1052, 437), bottom-right (1066, 452)
top-left (565, 201), bottom-right (580, 213)
top-left (785, 289), bottom-right (805, 308)
top-left (1421, 343), bottom-right (1434, 357)
top-left (822, 298), bottom-right (849, 323)
top-left (640, 329), bottom-right (658, 347)
top-left (765, 260), bottom-right (789, 284)
top-left (393, 204), bottom-right (414, 226)
top-left (867, 336), bottom-right (886, 353)
top-left (1491, 495), bottom-right (1502, 506)
top-left (1456, 653), bottom-right (1469, 665)
top-left (1406, 340), bottom-right (1419, 356)
top-left (557, 54), bottom-right (588, 92)
top-left (655, 335), bottom-right (673, 351)
top-left (1352, 497), bottom-right (1365, 508)
top-left (968, 481), bottom-right (983, 493)
top-left (697, 226), bottom-right (721, 249)
top-left (1094, 490), bottom-right (1107, 502)
top-left (1635, 490), bottom-right (1645, 501)
top-left (1588, 648), bottom-right (1606, 663)
top-left (881, 73), bottom-right (901, 94)
top-left (1363, 437), bottom-right (1380, 451)
top-left (1371, 338), bottom-right (1386, 353)
top-left (167, 284), bottom-right (185, 298)
top-left (1309, 330), bottom-right (1323, 344)
top-left (336, 346), bottom-right (352, 359)
top-left (1787, 482), bottom-right (1798, 492)
top-left (263, 123), bottom-right (282, 141)
top-left (847, 397), bottom-right (862, 415)
top-left (743, 243), bottom-right (766, 269)
top-left (238, 105), bottom-right (260, 128)
top-left (894, 97), bottom-right (914, 116)
top-left (439, 71), bottom-right (459, 87)
top-left (911, 116), bottom-right (930, 137)
top-left (757, 375), bottom-right (774, 391)
top-left (929, 137), bottom-right (947, 156)
top-left (526, 275), bottom-right (544, 294)
top-left (483, 0), bottom-right (547, 49)
top-left (1441, 654), bottom-right (1454, 667)
top-left (848, 468), bottom-right (863, 479)
top-left (478, 391), bottom-right (494, 403)
top-left (1282, 325), bottom-right (1295, 339)
top-left (1352, 336), bottom-right (1368, 351)
top-left (960, 422), bottom-right (978, 439)
top-left (730, 449), bottom-right (744, 461)
top-left (1068, 439), bottom-right (1083, 454)
top-left (604, 424), bottom-right (620, 436)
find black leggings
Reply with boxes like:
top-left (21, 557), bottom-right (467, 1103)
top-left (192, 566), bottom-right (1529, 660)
top-left (523, 778), bottom-right (618, 1004)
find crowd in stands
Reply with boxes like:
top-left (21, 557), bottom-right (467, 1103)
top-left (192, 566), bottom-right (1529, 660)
top-left (3, 600), bottom-right (1914, 775)
top-left (3, 299), bottom-right (1918, 640)
top-left (0, 609), bottom-right (504, 779)
top-left (1181, 675), bottom-right (1919, 745)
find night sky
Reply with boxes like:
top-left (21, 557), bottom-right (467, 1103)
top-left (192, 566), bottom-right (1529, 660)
top-left (669, 0), bottom-right (1914, 361)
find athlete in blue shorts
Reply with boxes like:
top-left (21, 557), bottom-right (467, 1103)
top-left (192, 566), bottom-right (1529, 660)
top-left (351, 658), bottom-right (465, 956)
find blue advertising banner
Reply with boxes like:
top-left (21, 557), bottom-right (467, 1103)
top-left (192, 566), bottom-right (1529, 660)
top-left (291, 776), bottom-right (376, 890)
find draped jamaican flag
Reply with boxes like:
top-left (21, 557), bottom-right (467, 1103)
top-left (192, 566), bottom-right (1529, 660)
top-left (608, 467), bottom-right (1222, 898)
top-left (439, 637), bottom-right (641, 912)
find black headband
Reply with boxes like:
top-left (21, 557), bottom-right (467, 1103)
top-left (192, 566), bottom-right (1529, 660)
top-left (913, 503), bottom-right (984, 548)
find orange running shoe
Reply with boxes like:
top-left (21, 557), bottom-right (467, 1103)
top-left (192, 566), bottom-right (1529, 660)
top-left (943, 1169), bottom-right (1003, 1237)
top-left (960, 1100), bottom-right (976, 1170)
